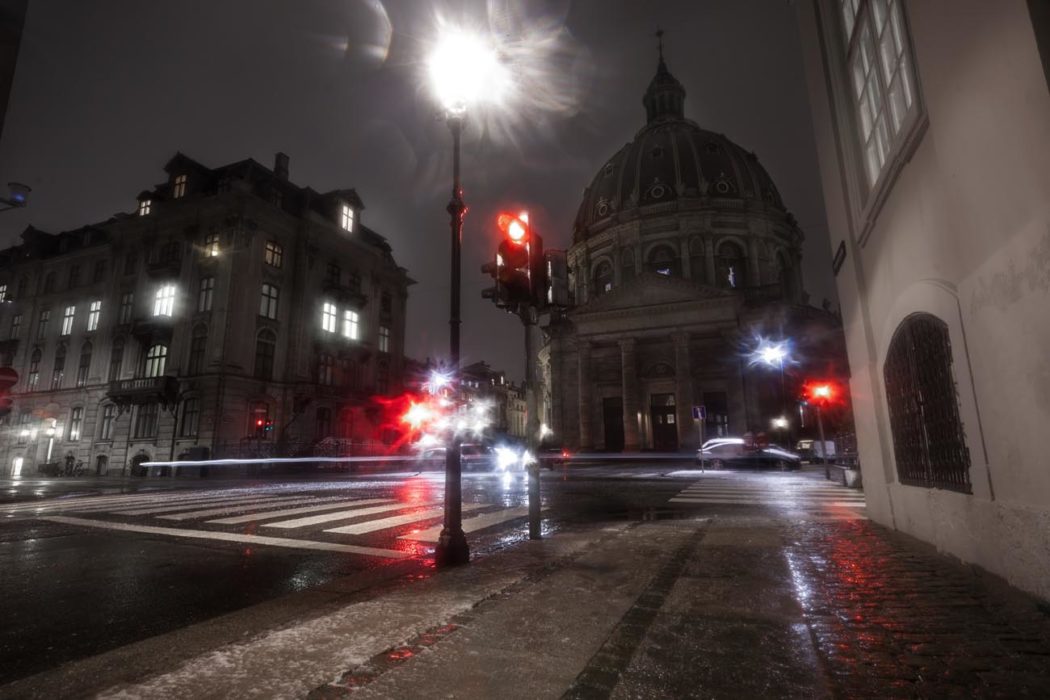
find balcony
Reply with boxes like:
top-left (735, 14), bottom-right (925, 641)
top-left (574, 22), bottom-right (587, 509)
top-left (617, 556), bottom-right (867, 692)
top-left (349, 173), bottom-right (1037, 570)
top-left (131, 315), bottom-right (175, 343)
top-left (322, 279), bottom-right (368, 307)
top-left (107, 375), bottom-right (178, 408)
top-left (145, 255), bottom-right (183, 279)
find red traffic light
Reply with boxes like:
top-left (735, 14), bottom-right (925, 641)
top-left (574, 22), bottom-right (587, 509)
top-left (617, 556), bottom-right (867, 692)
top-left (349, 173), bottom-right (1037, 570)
top-left (256, 419), bottom-right (265, 427)
top-left (497, 211), bottom-right (529, 244)
top-left (804, 381), bottom-right (838, 405)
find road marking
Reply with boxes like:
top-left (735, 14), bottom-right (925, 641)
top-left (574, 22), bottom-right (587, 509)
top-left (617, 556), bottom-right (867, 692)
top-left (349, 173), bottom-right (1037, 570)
top-left (398, 506), bottom-right (539, 543)
top-left (106, 495), bottom-right (288, 516)
top-left (1, 490), bottom-right (266, 515)
top-left (670, 497), bottom-right (866, 507)
top-left (40, 516), bottom-right (411, 558)
top-left (326, 504), bottom-right (487, 536)
top-left (156, 496), bottom-right (354, 521)
top-left (68, 492), bottom-right (290, 513)
top-left (208, 499), bottom-right (396, 525)
top-left (262, 502), bottom-right (434, 530)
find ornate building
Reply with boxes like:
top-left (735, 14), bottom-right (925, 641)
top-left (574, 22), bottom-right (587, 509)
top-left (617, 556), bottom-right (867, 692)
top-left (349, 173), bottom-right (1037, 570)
top-left (0, 152), bottom-right (412, 476)
top-left (542, 50), bottom-right (847, 452)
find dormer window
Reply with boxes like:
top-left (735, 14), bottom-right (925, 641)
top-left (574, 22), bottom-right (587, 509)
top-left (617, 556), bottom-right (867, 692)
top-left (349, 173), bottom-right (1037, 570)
top-left (173, 174), bottom-right (187, 199)
top-left (340, 203), bottom-right (354, 232)
top-left (138, 199), bottom-right (151, 216)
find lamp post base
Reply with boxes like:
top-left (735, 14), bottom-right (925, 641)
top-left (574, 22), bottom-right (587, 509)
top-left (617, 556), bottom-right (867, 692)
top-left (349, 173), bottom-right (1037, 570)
top-left (434, 529), bottom-right (470, 566)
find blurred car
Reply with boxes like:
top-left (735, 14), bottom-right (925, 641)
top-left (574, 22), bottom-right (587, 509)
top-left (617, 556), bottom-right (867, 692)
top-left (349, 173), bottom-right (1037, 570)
top-left (695, 437), bottom-right (801, 470)
top-left (795, 439), bottom-right (836, 463)
top-left (418, 443), bottom-right (529, 472)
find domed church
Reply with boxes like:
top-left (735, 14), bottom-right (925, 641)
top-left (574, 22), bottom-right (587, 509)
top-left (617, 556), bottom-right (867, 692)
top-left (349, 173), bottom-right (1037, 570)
top-left (540, 46), bottom-right (847, 452)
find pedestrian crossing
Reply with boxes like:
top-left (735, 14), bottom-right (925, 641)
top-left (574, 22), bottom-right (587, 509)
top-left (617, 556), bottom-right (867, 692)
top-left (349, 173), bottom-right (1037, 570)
top-left (9, 486), bottom-right (541, 559)
top-left (668, 472), bottom-right (867, 521)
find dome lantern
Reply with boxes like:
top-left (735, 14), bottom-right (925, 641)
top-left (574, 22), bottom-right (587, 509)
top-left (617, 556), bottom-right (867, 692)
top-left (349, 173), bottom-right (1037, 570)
top-left (643, 30), bottom-right (686, 124)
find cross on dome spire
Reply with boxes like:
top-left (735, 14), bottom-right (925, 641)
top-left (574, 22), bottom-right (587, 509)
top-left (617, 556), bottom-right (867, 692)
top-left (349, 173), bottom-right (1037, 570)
top-left (643, 29), bottom-right (686, 124)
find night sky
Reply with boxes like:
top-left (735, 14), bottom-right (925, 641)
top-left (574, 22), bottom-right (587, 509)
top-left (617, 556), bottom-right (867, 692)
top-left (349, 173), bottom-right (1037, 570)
top-left (0, 0), bottom-right (834, 381)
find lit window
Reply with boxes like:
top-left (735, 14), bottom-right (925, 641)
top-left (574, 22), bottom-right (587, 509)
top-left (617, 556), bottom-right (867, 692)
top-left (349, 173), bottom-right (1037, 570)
top-left (0, 284), bottom-right (6, 302)
top-left (265, 241), bottom-right (283, 268)
top-left (379, 325), bottom-right (390, 353)
top-left (144, 344), bottom-right (167, 378)
top-left (342, 309), bottom-right (359, 340)
top-left (259, 284), bottom-right (279, 319)
top-left (76, 342), bottom-right (92, 387)
top-left (198, 277), bottom-right (214, 312)
top-left (138, 199), bottom-right (151, 216)
top-left (87, 300), bottom-right (101, 331)
top-left (69, 407), bottom-right (83, 441)
top-left (203, 232), bottom-right (220, 257)
top-left (11, 313), bottom-right (22, 339)
top-left (27, 349), bottom-right (40, 390)
top-left (153, 285), bottom-right (175, 317)
top-left (100, 404), bottom-right (115, 440)
top-left (173, 174), bottom-right (187, 199)
top-left (841, 0), bottom-right (918, 188)
top-left (51, 345), bottom-right (66, 389)
top-left (340, 204), bottom-right (354, 232)
top-left (119, 292), bottom-right (134, 324)
top-left (61, 306), bottom-right (75, 335)
top-left (321, 302), bottom-right (337, 333)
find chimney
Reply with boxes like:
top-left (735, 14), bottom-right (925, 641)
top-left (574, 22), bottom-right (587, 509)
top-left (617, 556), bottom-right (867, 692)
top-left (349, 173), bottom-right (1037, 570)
top-left (274, 152), bottom-right (289, 181)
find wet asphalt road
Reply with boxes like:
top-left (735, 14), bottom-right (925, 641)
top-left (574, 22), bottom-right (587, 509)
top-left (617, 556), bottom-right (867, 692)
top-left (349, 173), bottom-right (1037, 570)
top-left (0, 463), bottom-right (692, 685)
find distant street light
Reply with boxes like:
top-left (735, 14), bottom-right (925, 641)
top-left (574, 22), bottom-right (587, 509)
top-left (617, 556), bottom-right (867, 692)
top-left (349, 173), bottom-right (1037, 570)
top-left (752, 338), bottom-right (791, 437)
top-left (0, 182), bottom-right (31, 212)
top-left (427, 25), bottom-right (510, 567)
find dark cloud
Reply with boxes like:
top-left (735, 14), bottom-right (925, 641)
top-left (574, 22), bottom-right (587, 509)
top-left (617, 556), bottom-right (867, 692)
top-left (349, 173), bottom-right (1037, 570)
top-left (0, 0), bottom-right (835, 381)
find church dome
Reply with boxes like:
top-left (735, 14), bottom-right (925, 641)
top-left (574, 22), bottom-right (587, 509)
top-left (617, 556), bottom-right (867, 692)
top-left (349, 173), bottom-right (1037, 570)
top-left (573, 52), bottom-right (787, 243)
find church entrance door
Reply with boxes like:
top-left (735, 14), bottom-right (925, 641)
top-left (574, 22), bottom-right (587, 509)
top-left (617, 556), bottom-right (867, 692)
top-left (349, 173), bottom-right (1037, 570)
top-left (650, 393), bottom-right (678, 451)
top-left (602, 397), bottom-right (625, 451)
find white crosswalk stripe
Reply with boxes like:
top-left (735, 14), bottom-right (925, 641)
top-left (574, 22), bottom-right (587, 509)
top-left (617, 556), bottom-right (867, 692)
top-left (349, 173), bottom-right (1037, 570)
top-left (157, 496), bottom-right (357, 521)
top-left (261, 501), bottom-right (438, 530)
top-left (205, 498), bottom-right (395, 525)
top-left (668, 474), bottom-right (867, 520)
top-left (398, 506), bottom-right (540, 543)
top-left (325, 504), bottom-right (487, 536)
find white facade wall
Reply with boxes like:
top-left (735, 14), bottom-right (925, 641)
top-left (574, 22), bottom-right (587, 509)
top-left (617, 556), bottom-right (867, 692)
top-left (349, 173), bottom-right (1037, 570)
top-left (797, 0), bottom-right (1050, 598)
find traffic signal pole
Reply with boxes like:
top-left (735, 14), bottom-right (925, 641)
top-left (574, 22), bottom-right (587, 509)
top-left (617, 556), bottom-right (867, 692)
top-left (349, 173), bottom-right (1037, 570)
top-left (522, 305), bottom-right (542, 540)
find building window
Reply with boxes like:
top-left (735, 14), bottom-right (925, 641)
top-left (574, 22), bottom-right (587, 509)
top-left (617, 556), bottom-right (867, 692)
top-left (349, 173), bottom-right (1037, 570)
top-left (593, 261), bottom-right (614, 295)
top-left (340, 203), bottom-right (354, 232)
top-left (646, 245), bottom-right (680, 277)
top-left (86, 300), bottom-right (101, 332)
top-left (153, 285), bottom-right (175, 317)
top-left (68, 407), bottom-right (83, 441)
top-left (27, 348), bottom-right (41, 390)
top-left (342, 309), bottom-right (359, 340)
top-left (321, 302), bottom-right (337, 333)
top-left (0, 283), bottom-right (5, 302)
top-left (109, 338), bottom-right (124, 381)
top-left (76, 342), bottom-right (92, 387)
top-left (68, 264), bottom-right (80, 289)
top-left (188, 325), bottom-right (207, 375)
top-left (51, 345), bottom-right (66, 390)
top-left (316, 407), bottom-right (332, 438)
top-left (181, 398), bottom-right (200, 437)
top-left (37, 310), bottom-right (50, 339)
top-left (60, 305), bottom-right (75, 335)
top-left (100, 404), bottom-right (115, 440)
top-left (10, 314), bottom-right (21, 339)
top-left (124, 251), bottom-right (136, 275)
top-left (134, 403), bottom-right (159, 438)
top-left (715, 241), bottom-right (747, 289)
top-left (841, 0), bottom-right (919, 189)
top-left (144, 344), bottom-right (167, 378)
top-left (119, 292), bottom-right (134, 324)
top-left (378, 325), bottom-right (390, 353)
top-left (326, 262), bottom-right (340, 285)
top-left (265, 241), bottom-right (283, 268)
top-left (93, 259), bottom-right (107, 283)
top-left (138, 199), bottom-right (151, 216)
top-left (259, 284), bottom-right (279, 319)
top-left (198, 277), bottom-right (214, 313)
top-left (348, 271), bottom-right (361, 293)
top-left (884, 313), bottom-right (972, 493)
top-left (254, 330), bottom-right (276, 381)
top-left (203, 232), bottom-right (220, 258)
top-left (173, 174), bottom-right (187, 199)
top-left (318, 353), bottom-right (334, 385)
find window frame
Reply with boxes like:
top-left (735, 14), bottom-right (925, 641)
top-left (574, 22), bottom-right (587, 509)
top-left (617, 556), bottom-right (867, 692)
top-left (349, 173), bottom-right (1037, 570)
top-left (340, 203), bottom-right (354, 232)
top-left (99, 403), bottom-right (115, 441)
top-left (264, 241), bottom-right (283, 268)
top-left (144, 344), bottom-right (168, 378)
top-left (259, 283), bottom-right (279, 320)
top-left (197, 277), bottom-right (215, 313)
top-left (173, 174), bottom-right (187, 199)
top-left (342, 309), bottom-right (360, 340)
top-left (153, 285), bottom-right (176, 317)
top-left (321, 302), bottom-right (337, 333)
top-left (87, 300), bottom-right (101, 332)
top-left (378, 325), bottom-right (391, 353)
top-left (68, 406), bottom-right (84, 441)
top-left (61, 305), bottom-right (75, 336)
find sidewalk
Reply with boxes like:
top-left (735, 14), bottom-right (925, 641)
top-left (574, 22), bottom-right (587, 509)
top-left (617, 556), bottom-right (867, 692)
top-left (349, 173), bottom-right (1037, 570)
top-left (8, 510), bottom-right (1050, 698)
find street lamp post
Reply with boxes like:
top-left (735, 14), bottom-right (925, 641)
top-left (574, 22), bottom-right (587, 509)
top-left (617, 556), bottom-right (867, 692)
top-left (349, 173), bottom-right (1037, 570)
top-left (755, 340), bottom-right (790, 442)
top-left (428, 28), bottom-right (508, 567)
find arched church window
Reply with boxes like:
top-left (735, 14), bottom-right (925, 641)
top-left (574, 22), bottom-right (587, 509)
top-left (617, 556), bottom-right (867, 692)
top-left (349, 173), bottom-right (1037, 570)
top-left (593, 261), bottom-right (614, 296)
top-left (883, 313), bottom-right (971, 493)
top-left (715, 241), bottom-right (747, 289)
top-left (646, 245), bottom-right (680, 277)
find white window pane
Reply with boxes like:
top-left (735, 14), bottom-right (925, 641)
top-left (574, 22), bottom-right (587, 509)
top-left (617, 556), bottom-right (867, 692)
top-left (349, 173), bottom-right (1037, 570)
top-left (865, 142), bottom-right (880, 185)
top-left (850, 54), bottom-right (866, 97)
top-left (872, 0), bottom-right (888, 32)
top-left (841, 0), bottom-right (855, 40)
top-left (879, 28), bottom-right (895, 82)
top-left (859, 91), bottom-right (873, 138)
top-left (859, 26), bottom-right (874, 74)
top-left (888, 78), bottom-right (905, 133)
top-left (900, 55), bottom-right (914, 108)
top-left (889, 0), bottom-right (905, 56)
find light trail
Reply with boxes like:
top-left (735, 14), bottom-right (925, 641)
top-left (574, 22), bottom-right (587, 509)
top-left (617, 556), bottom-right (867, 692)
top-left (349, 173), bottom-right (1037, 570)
top-left (140, 456), bottom-right (417, 468)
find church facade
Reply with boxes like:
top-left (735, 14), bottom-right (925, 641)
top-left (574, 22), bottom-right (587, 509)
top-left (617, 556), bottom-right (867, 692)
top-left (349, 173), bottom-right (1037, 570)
top-left (542, 52), bottom-right (847, 452)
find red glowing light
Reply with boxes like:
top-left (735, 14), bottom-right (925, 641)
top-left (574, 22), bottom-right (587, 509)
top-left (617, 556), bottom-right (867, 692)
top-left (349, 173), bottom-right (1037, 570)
top-left (497, 211), bottom-right (529, 244)
top-left (804, 380), bottom-right (840, 405)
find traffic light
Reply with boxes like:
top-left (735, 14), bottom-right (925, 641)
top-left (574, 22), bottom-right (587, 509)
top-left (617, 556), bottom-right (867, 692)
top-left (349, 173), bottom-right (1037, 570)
top-left (483, 211), bottom-right (545, 312)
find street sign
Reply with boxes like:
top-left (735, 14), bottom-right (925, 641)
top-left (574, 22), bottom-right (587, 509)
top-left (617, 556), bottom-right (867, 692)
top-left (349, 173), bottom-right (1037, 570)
top-left (691, 405), bottom-right (706, 420)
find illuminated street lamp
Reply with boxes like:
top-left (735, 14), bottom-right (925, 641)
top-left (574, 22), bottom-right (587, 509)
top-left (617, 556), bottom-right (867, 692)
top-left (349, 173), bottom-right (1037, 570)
top-left (427, 26), bottom-right (509, 567)
top-left (753, 338), bottom-right (791, 437)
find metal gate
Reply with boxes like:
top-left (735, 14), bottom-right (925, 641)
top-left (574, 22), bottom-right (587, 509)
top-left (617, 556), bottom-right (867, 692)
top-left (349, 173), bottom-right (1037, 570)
top-left (883, 313), bottom-right (971, 493)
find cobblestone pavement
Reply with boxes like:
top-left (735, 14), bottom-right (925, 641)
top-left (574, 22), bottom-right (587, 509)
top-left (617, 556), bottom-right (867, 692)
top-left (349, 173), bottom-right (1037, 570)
top-left (785, 519), bottom-right (1050, 698)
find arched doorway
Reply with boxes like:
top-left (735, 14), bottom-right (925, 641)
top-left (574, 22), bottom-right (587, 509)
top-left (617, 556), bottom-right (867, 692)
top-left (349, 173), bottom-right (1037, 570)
top-left (130, 452), bottom-right (150, 477)
top-left (95, 454), bottom-right (108, 476)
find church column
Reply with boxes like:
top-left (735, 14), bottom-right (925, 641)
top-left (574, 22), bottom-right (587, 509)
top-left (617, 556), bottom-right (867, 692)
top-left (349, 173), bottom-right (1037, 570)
top-left (577, 259), bottom-right (590, 305)
top-left (705, 237), bottom-right (717, 286)
top-left (620, 338), bottom-right (640, 451)
top-left (577, 341), bottom-right (593, 450)
top-left (747, 238), bottom-right (762, 287)
top-left (679, 237), bottom-right (691, 278)
top-left (673, 331), bottom-right (695, 450)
